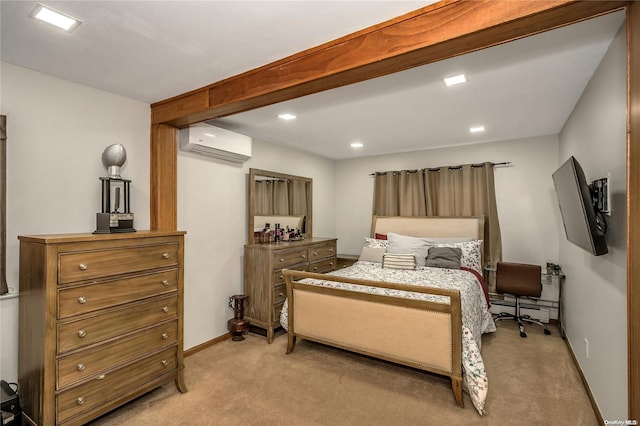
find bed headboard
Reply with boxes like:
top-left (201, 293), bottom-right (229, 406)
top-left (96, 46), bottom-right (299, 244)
top-left (371, 216), bottom-right (485, 241)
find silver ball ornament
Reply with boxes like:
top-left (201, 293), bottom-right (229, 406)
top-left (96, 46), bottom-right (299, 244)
top-left (102, 144), bottom-right (127, 178)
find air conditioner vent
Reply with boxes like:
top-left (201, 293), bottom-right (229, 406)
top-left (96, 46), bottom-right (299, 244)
top-left (178, 123), bottom-right (251, 163)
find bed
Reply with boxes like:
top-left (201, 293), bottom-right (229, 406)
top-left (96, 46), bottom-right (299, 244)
top-left (280, 216), bottom-right (495, 415)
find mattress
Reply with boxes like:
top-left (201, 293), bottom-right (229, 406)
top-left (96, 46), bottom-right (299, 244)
top-left (280, 260), bottom-right (496, 415)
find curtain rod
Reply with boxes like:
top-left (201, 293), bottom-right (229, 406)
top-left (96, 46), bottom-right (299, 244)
top-left (255, 179), bottom-right (293, 183)
top-left (369, 161), bottom-right (512, 176)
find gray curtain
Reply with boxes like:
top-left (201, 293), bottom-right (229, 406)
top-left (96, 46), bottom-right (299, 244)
top-left (271, 180), bottom-right (289, 215)
top-left (399, 170), bottom-right (427, 216)
top-left (372, 172), bottom-right (399, 216)
top-left (289, 181), bottom-right (307, 217)
top-left (254, 179), bottom-right (305, 216)
top-left (254, 181), bottom-right (272, 215)
top-left (373, 162), bottom-right (502, 270)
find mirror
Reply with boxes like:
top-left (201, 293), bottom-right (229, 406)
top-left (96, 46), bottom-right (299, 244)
top-left (248, 168), bottom-right (312, 244)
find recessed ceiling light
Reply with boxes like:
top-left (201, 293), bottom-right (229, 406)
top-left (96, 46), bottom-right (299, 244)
top-left (30, 3), bottom-right (81, 32)
top-left (470, 126), bottom-right (486, 133)
top-left (350, 142), bottom-right (364, 148)
top-left (444, 74), bottom-right (467, 87)
top-left (278, 113), bottom-right (297, 120)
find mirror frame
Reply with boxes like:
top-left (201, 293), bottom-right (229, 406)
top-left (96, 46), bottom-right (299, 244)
top-left (248, 168), bottom-right (312, 244)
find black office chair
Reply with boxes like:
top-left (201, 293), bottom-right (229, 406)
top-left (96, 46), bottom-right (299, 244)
top-left (494, 262), bottom-right (551, 338)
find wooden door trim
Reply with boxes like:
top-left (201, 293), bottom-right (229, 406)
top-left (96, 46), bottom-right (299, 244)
top-left (627, 1), bottom-right (639, 418)
top-left (150, 124), bottom-right (178, 231)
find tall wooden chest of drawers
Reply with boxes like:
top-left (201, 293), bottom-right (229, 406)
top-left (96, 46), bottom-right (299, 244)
top-left (244, 237), bottom-right (337, 343)
top-left (18, 231), bottom-right (187, 426)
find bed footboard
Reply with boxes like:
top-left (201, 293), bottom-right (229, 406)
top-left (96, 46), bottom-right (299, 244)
top-left (282, 269), bottom-right (464, 408)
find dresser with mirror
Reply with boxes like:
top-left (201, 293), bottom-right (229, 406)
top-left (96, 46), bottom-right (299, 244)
top-left (244, 168), bottom-right (336, 343)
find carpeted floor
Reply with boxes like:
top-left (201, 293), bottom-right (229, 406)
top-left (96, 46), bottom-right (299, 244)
top-left (89, 320), bottom-right (597, 425)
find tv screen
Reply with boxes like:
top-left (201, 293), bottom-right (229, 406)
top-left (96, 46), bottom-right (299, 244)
top-left (552, 156), bottom-right (608, 256)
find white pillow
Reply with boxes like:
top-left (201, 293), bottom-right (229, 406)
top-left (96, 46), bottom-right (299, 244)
top-left (359, 246), bottom-right (386, 263)
top-left (364, 237), bottom-right (388, 249)
top-left (434, 240), bottom-right (483, 273)
top-left (386, 233), bottom-right (432, 267)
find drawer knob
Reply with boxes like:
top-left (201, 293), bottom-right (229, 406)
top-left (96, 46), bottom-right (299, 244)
top-left (301, 254), bottom-right (306, 259)
top-left (330, 248), bottom-right (334, 253)
top-left (312, 251), bottom-right (318, 256)
top-left (96, 374), bottom-right (106, 381)
top-left (78, 263), bottom-right (88, 271)
top-left (78, 296), bottom-right (87, 304)
top-left (162, 332), bottom-right (169, 340)
top-left (279, 275), bottom-right (284, 280)
top-left (279, 258), bottom-right (284, 263)
top-left (78, 330), bottom-right (87, 338)
top-left (279, 292), bottom-right (285, 298)
top-left (76, 397), bottom-right (85, 406)
top-left (162, 306), bottom-right (169, 313)
top-left (161, 359), bottom-right (168, 367)
top-left (313, 266), bottom-right (318, 271)
top-left (329, 262), bottom-right (334, 266)
top-left (162, 279), bottom-right (170, 286)
top-left (162, 252), bottom-right (170, 259)
top-left (77, 363), bottom-right (85, 371)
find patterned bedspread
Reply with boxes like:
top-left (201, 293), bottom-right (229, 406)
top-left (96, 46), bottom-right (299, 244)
top-left (280, 261), bottom-right (496, 415)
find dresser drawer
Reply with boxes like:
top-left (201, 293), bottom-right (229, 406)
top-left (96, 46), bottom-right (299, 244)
top-left (273, 249), bottom-right (308, 268)
top-left (273, 264), bottom-right (308, 285)
top-left (273, 284), bottom-right (286, 306)
top-left (309, 243), bottom-right (336, 261)
top-left (273, 301), bottom-right (285, 323)
top-left (57, 320), bottom-right (178, 389)
top-left (309, 258), bottom-right (336, 274)
top-left (58, 270), bottom-right (178, 319)
top-left (58, 295), bottom-right (178, 353)
top-left (56, 346), bottom-right (177, 424)
top-left (59, 243), bottom-right (179, 284)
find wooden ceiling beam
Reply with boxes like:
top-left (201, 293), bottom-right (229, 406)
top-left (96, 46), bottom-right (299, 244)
top-left (150, 0), bottom-right (629, 127)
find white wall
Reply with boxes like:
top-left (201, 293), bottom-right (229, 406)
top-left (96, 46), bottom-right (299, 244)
top-left (0, 61), bottom-right (338, 382)
top-left (177, 138), bottom-right (336, 349)
top-left (558, 23), bottom-right (627, 419)
top-left (0, 61), bottom-right (151, 382)
top-left (335, 135), bottom-right (561, 269)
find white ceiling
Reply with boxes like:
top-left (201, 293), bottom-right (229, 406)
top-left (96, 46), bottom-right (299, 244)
top-left (0, 1), bottom-right (438, 102)
top-left (0, 1), bottom-right (625, 160)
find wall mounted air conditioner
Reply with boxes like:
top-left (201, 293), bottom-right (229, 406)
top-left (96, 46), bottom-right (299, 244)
top-left (178, 123), bottom-right (252, 163)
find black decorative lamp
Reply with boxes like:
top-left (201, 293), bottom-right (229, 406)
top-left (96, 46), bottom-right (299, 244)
top-left (94, 144), bottom-right (135, 234)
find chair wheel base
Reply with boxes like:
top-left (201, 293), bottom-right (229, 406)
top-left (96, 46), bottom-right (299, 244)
top-left (519, 325), bottom-right (527, 338)
top-left (544, 329), bottom-right (551, 335)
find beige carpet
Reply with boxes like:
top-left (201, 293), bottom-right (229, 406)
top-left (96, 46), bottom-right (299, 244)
top-left (89, 320), bottom-right (597, 426)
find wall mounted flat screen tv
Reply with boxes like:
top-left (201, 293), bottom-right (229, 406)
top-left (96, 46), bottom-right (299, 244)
top-left (552, 156), bottom-right (608, 256)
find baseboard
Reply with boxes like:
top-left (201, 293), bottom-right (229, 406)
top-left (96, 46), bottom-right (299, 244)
top-left (564, 337), bottom-right (604, 424)
top-left (184, 333), bottom-right (232, 357)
